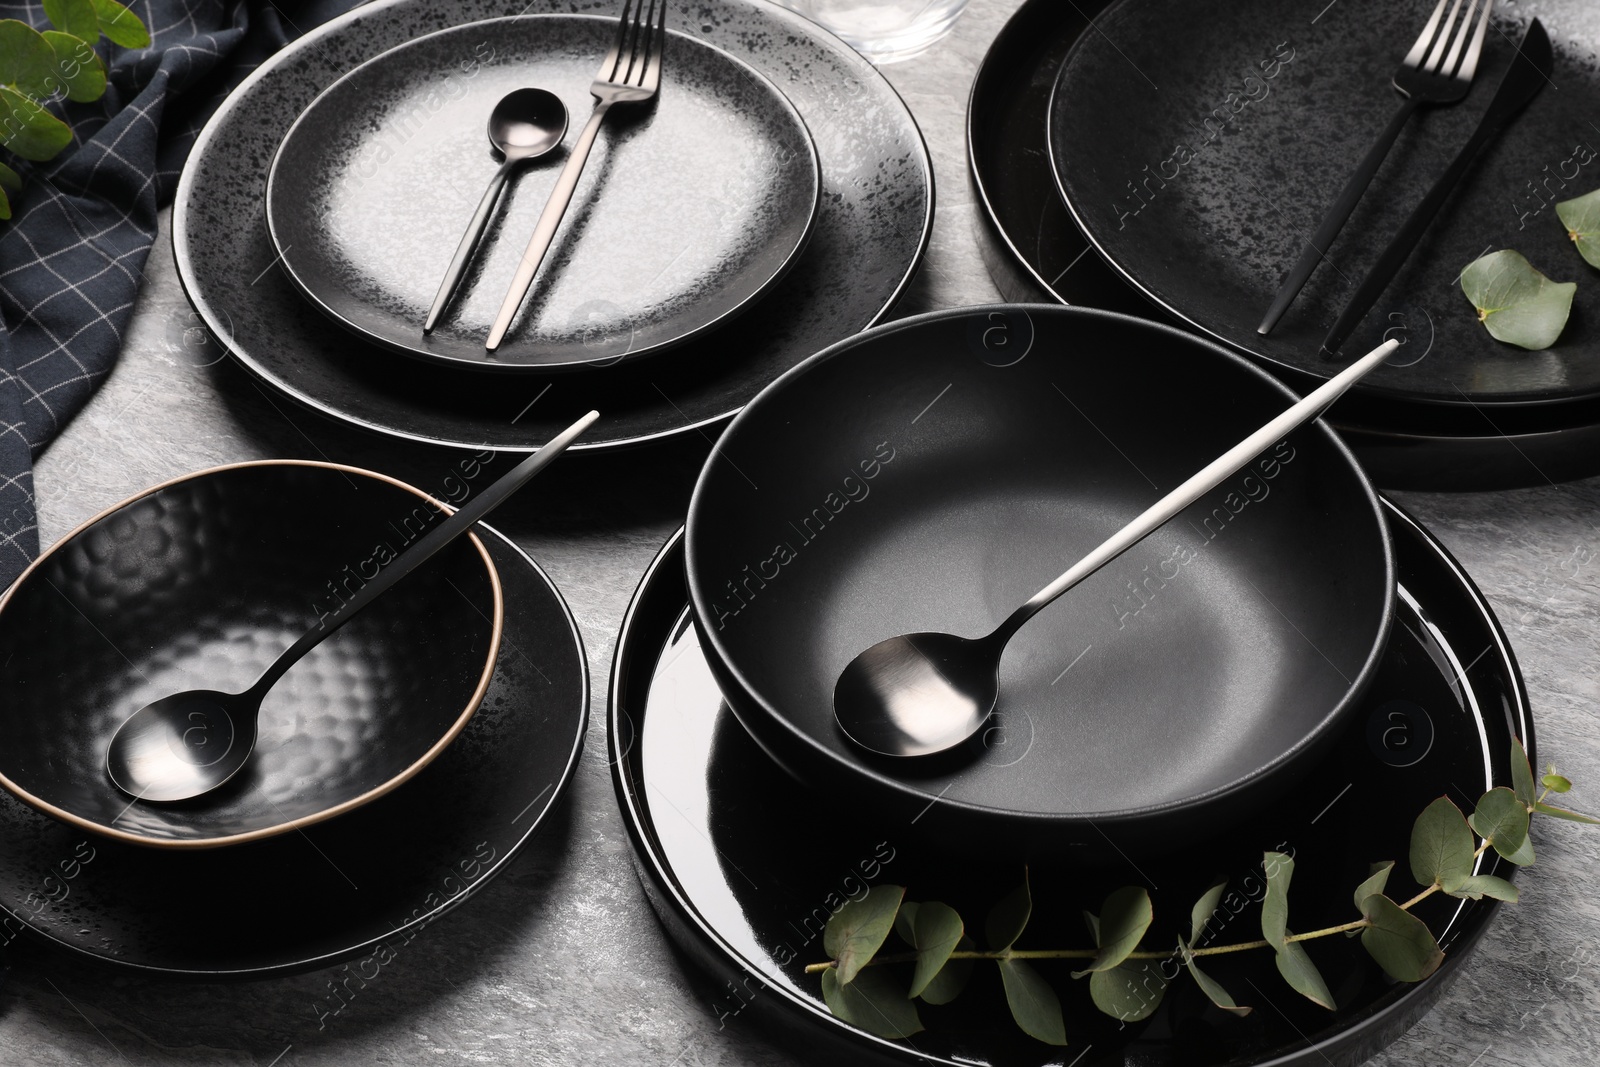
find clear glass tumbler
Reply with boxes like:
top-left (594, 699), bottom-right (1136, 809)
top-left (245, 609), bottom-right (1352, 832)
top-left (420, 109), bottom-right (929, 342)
top-left (774, 0), bottom-right (971, 64)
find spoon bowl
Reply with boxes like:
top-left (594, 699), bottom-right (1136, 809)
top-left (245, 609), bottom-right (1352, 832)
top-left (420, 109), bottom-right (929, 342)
top-left (105, 691), bottom-right (253, 803)
top-left (833, 633), bottom-right (998, 758)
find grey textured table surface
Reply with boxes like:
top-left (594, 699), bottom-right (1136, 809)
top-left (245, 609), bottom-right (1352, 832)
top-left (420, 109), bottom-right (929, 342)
top-left (3, 1), bottom-right (1599, 1064)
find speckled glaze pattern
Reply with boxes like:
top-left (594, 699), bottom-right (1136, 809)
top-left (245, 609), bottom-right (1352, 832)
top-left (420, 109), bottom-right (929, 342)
top-left (267, 17), bottom-right (820, 372)
top-left (0, 522), bottom-right (586, 975)
top-left (174, 0), bottom-right (932, 451)
top-left (614, 513), bottom-right (1530, 1065)
top-left (0, 463), bottom-right (499, 846)
top-left (1049, 0), bottom-right (1600, 410)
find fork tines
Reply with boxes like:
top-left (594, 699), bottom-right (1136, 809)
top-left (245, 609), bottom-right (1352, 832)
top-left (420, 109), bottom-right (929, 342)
top-left (1404, 0), bottom-right (1494, 81)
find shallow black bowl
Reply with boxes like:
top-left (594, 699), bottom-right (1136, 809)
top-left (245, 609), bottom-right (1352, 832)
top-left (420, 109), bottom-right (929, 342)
top-left (0, 461), bottom-right (501, 848)
top-left (686, 305), bottom-right (1395, 853)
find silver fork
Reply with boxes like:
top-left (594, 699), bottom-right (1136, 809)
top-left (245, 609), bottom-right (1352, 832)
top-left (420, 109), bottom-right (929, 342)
top-left (1258, 0), bottom-right (1494, 335)
top-left (486, 0), bottom-right (667, 351)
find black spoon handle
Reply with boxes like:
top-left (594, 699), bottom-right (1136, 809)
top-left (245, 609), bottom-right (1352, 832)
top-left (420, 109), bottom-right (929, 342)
top-left (252, 411), bottom-right (600, 695)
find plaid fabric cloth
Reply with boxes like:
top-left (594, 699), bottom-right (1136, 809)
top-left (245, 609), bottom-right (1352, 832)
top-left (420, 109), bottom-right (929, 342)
top-left (0, 0), bottom-right (363, 590)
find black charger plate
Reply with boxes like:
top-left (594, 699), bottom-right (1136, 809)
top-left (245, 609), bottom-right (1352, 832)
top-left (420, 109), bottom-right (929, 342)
top-left (175, 0), bottom-right (931, 452)
top-left (267, 17), bottom-right (820, 373)
top-left (0, 524), bottom-right (586, 977)
top-left (967, 0), bottom-right (1600, 489)
top-left (611, 512), bottom-right (1531, 1066)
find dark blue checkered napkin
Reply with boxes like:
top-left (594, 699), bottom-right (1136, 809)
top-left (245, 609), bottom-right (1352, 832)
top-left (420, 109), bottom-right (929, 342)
top-left (0, 0), bottom-right (362, 591)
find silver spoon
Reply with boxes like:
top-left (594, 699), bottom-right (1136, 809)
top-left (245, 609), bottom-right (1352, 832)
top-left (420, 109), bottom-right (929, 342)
top-left (105, 411), bottom-right (600, 803)
top-left (833, 341), bottom-right (1399, 759)
top-left (423, 88), bottom-right (570, 333)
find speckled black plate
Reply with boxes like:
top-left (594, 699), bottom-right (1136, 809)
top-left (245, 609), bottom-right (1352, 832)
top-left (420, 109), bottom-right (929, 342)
top-left (174, 0), bottom-right (930, 452)
top-left (1048, 0), bottom-right (1600, 414)
top-left (266, 16), bottom-right (820, 373)
top-left (611, 512), bottom-right (1531, 1066)
top-left (0, 523), bottom-right (586, 976)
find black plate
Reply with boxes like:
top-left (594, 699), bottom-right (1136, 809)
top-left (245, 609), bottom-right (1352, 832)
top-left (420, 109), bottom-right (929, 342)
top-left (0, 523), bottom-right (585, 976)
top-left (967, 0), bottom-right (1600, 490)
top-left (174, 0), bottom-right (930, 452)
top-left (612, 510), bottom-right (1532, 1066)
top-left (1048, 0), bottom-right (1600, 413)
top-left (267, 16), bottom-right (820, 373)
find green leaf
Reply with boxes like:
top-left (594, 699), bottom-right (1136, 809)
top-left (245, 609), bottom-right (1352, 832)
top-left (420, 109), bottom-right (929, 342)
top-left (986, 872), bottom-right (1032, 951)
top-left (40, 31), bottom-right (104, 103)
top-left (1352, 861), bottom-right (1395, 913)
top-left (1275, 939), bottom-right (1335, 1010)
top-left (1182, 945), bottom-right (1251, 1016)
top-left (824, 885), bottom-right (904, 986)
top-left (1410, 797), bottom-right (1475, 892)
top-left (1450, 874), bottom-right (1519, 902)
top-left (905, 901), bottom-right (963, 999)
top-left (1470, 787), bottom-right (1532, 864)
top-left (0, 19), bottom-right (61, 98)
top-left (1089, 959), bottom-right (1168, 1023)
top-left (918, 935), bottom-right (974, 1005)
top-left (1459, 249), bottom-right (1575, 350)
top-left (997, 959), bottom-right (1067, 1045)
top-left (1261, 851), bottom-right (1293, 947)
top-left (44, 0), bottom-right (99, 41)
top-left (893, 901), bottom-right (918, 946)
top-left (1556, 187), bottom-right (1600, 268)
top-left (0, 85), bottom-right (72, 161)
top-left (91, 0), bottom-right (149, 48)
top-left (1072, 887), bottom-right (1152, 977)
top-left (1543, 771), bottom-right (1573, 794)
top-left (1511, 738), bottom-right (1538, 808)
top-left (821, 966), bottom-right (923, 1039)
top-left (0, 183), bottom-right (9, 220)
top-left (1189, 880), bottom-right (1226, 946)
top-left (1533, 800), bottom-right (1600, 825)
top-left (0, 160), bottom-right (19, 195)
top-left (1359, 894), bottom-right (1444, 982)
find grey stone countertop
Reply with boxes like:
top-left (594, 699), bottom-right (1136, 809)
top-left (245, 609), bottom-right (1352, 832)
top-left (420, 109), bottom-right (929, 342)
top-left (2, 1), bottom-right (1598, 1064)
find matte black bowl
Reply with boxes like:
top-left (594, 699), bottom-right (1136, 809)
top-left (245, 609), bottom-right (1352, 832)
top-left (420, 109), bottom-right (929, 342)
top-left (0, 461), bottom-right (502, 849)
top-left (685, 305), bottom-right (1395, 854)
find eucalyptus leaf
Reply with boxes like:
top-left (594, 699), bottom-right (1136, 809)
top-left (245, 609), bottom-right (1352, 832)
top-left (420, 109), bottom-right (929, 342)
top-left (1261, 851), bottom-right (1293, 947)
top-left (919, 936), bottom-right (974, 1005)
top-left (0, 85), bottom-right (72, 161)
top-left (0, 160), bottom-right (19, 195)
top-left (1459, 249), bottom-right (1575, 351)
top-left (907, 902), bottom-right (964, 999)
top-left (1504, 833), bottom-right (1536, 867)
top-left (1410, 797), bottom-right (1475, 891)
top-left (822, 966), bottom-right (923, 1039)
top-left (1183, 947), bottom-right (1251, 1016)
top-left (1359, 894), bottom-right (1444, 982)
top-left (1469, 787), bottom-right (1531, 863)
top-left (40, 31), bottom-right (103, 103)
top-left (1450, 874), bottom-right (1519, 902)
top-left (1511, 738), bottom-right (1538, 808)
top-left (1089, 959), bottom-right (1168, 1023)
top-left (0, 19), bottom-right (60, 98)
top-left (997, 959), bottom-right (1068, 1045)
top-left (1274, 939), bottom-right (1335, 1010)
top-left (1543, 772), bottom-right (1573, 794)
top-left (1352, 861), bottom-right (1395, 913)
top-left (44, 0), bottom-right (98, 41)
top-left (1556, 187), bottom-right (1600, 269)
top-left (1533, 801), bottom-right (1600, 825)
top-left (894, 901), bottom-right (919, 946)
top-left (0, 184), bottom-right (9, 220)
top-left (1072, 887), bottom-right (1151, 977)
top-left (1190, 880), bottom-right (1227, 946)
top-left (91, 0), bottom-right (149, 48)
top-left (824, 885), bottom-right (904, 985)
top-left (986, 872), bottom-right (1032, 951)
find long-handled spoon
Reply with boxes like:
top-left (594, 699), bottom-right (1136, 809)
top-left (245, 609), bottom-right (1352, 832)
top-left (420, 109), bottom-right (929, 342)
top-left (832, 341), bottom-right (1398, 759)
top-left (423, 88), bottom-right (569, 333)
top-left (105, 411), bottom-right (600, 802)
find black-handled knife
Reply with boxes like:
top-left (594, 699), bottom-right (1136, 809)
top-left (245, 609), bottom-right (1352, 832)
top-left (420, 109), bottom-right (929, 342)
top-left (1321, 18), bottom-right (1554, 359)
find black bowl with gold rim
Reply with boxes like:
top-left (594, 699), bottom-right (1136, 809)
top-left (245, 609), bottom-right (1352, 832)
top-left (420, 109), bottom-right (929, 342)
top-left (0, 461), bottom-right (502, 849)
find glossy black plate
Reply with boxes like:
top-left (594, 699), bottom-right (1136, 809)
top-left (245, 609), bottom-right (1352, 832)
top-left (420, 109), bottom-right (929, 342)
top-left (612, 510), bottom-right (1531, 1066)
top-left (267, 16), bottom-right (820, 373)
top-left (0, 523), bottom-right (586, 976)
top-left (175, 0), bottom-right (931, 452)
top-left (1048, 0), bottom-right (1600, 412)
top-left (966, 0), bottom-right (1600, 490)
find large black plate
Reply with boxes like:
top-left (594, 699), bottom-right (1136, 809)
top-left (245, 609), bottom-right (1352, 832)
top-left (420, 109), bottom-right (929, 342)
top-left (267, 16), bottom-right (820, 373)
top-left (0, 523), bottom-right (586, 977)
top-left (174, 0), bottom-right (931, 452)
top-left (611, 511), bottom-right (1532, 1066)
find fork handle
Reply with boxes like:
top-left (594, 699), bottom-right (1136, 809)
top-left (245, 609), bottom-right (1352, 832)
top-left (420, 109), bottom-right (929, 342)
top-left (486, 100), bottom-right (613, 351)
top-left (1258, 97), bottom-right (1420, 335)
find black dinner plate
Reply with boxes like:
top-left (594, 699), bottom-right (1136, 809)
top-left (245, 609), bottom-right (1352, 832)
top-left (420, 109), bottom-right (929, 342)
top-left (0, 523), bottom-right (586, 977)
top-left (611, 511), bottom-right (1531, 1066)
top-left (267, 16), bottom-right (820, 373)
top-left (1048, 0), bottom-right (1600, 413)
top-left (174, 0), bottom-right (931, 453)
top-left (966, 0), bottom-right (1600, 490)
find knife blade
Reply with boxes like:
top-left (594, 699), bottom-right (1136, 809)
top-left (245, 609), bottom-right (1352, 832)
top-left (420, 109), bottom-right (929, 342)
top-left (1321, 18), bottom-right (1554, 359)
